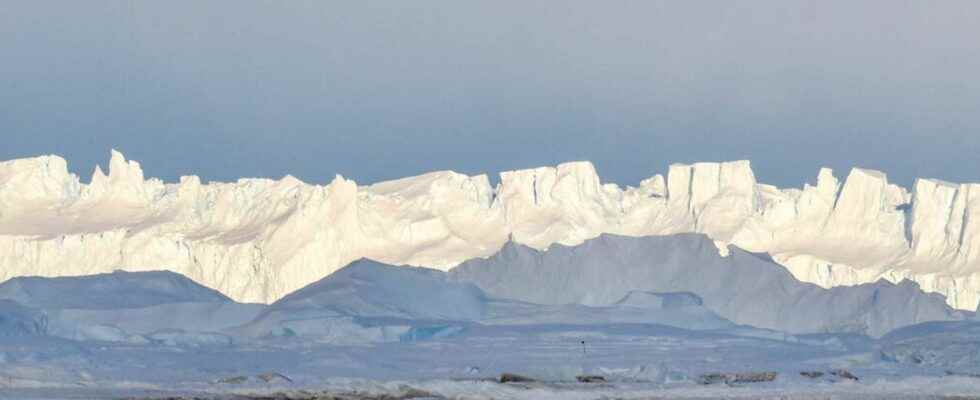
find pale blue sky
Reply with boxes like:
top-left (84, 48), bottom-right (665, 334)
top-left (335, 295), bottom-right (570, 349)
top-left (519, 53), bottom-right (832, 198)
top-left (2, 1), bottom-right (978, 188)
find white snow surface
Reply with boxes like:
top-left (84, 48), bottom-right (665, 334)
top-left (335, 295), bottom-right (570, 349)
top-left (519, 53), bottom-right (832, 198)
top-left (4, 151), bottom-right (980, 311)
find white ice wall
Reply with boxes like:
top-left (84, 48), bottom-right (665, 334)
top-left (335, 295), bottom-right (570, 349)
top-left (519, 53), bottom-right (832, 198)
top-left (2, 151), bottom-right (980, 309)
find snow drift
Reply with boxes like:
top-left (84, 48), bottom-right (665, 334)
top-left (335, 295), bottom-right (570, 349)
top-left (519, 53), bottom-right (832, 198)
top-left (451, 234), bottom-right (964, 337)
top-left (3, 151), bottom-right (980, 310)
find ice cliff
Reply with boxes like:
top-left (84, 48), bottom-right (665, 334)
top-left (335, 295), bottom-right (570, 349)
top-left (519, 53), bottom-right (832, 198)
top-left (2, 151), bottom-right (980, 309)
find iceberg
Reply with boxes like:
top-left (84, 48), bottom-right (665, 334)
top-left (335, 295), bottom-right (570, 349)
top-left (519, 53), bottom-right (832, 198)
top-left (2, 151), bottom-right (980, 311)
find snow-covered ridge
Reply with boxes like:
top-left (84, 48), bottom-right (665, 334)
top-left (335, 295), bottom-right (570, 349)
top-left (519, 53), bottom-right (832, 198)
top-left (451, 233), bottom-right (964, 337)
top-left (4, 266), bottom-right (977, 397)
top-left (2, 151), bottom-right (980, 309)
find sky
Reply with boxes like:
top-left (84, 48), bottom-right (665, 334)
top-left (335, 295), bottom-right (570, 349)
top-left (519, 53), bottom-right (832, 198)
top-left (2, 1), bottom-right (979, 189)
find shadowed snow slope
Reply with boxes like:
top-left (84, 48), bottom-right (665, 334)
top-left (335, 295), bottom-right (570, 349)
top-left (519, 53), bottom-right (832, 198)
top-left (0, 300), bottom-right (47, 336)
top-left (236, 260), bottom-right (487, 342)
top-left (0, 270), bottom-right (230, 309)
top-left (270, 259), bottom-right (488, 321)
top-left (5, 152), bottom-right (980, 310)
top-left (482, 291), bottom-right (734, 330)
top-left (0, 271), bottom-right (264, 342)
top-left (879, 321), bottom-right (980, 374)
top-left (451, 233), bottom-right (964, 337)
top-left (239, 259), bottom-right (736, 341)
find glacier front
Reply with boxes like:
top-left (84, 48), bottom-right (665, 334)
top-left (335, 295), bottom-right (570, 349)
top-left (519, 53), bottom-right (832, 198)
top-left (2, 150), bottom-right (980, 310)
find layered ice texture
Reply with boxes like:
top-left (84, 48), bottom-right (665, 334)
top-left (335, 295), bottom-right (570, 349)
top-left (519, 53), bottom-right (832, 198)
top-left (3, 151), bottom-right (980, 310)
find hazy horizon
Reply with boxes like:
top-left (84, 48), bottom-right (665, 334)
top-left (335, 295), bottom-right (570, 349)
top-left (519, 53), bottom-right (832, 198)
top-left (3, 1), bottom-right (979, 188)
